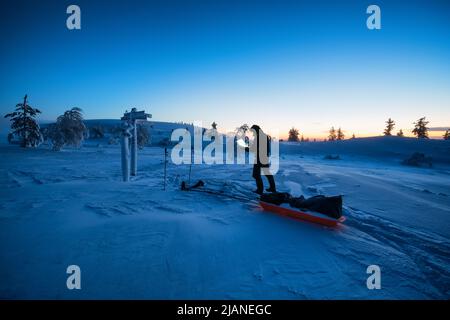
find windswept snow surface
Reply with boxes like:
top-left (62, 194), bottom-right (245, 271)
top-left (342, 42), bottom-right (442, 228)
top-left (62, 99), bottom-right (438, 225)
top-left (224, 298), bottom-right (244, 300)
top-left (0, 137), bottom-right (449, 299)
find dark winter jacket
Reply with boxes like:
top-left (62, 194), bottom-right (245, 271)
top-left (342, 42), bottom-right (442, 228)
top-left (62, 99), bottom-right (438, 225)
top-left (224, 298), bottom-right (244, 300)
top-left (246, 127), bottom-right (271, 167)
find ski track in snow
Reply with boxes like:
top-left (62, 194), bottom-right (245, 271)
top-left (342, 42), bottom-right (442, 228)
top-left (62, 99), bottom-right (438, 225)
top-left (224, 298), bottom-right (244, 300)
top-left (307, 165), bottom-right (448, 297)
top-left (343, 206), bottom-right (450, 297)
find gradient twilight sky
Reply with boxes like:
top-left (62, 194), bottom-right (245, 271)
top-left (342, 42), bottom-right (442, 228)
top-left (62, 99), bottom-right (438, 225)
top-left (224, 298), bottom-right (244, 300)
top-left (1, 0), bottom-right (449, 138)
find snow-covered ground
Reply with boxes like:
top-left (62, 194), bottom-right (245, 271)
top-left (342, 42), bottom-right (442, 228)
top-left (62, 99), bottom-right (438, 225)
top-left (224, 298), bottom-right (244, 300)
top-left (0, 136), bottom-right (449, 299)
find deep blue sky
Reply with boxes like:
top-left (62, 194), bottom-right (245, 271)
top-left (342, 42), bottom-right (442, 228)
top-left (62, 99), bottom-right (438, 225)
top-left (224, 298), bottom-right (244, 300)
top-left (1, 0), bottom-right (449, 138)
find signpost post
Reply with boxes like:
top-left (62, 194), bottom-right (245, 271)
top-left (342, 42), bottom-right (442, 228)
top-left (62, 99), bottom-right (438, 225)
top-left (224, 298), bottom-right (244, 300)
top-left (121, 108), bottom-right (151, 180)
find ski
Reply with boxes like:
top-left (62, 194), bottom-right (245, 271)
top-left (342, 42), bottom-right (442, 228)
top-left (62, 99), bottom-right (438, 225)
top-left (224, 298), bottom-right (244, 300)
top-left (181, 180), bottom-right (259, 203)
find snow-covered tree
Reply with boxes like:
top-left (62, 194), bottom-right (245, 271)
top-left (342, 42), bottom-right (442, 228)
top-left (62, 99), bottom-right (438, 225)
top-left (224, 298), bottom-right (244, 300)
top-left (288, 127), bottom-right (299, 142)
top-left (328, 127), bottom-right (337, 141)
top-left (205, 121), bottom-right (219, 139)
top-left (4, 95), bottom-right (43, 147)
top-left (137, 124), bottom-right (150, 149)
top-left (45, 123), bottom-right (65, 150)
top-left (337, 127), bottom-right (345, 140)
top-left (90, 125), bottom-right (104, 139)
top-left (59, 107), bottom-right (87, 146)
top-left (110, 125), bottom-right (123, 138)
top-left (384, 118), bottom-right (395, 136)
top-left (48, 107), bottom-right (87, 151)
top-left (397, 129), bottom-right (404, 137)
top-left (443, 129), bottom-right (450, 140)
top-left (412, 117), bottom-right (429, 139)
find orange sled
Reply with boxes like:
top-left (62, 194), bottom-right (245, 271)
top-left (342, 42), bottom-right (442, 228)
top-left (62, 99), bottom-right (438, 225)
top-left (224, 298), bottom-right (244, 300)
top-left (259, 201), bottom-right (346, 227)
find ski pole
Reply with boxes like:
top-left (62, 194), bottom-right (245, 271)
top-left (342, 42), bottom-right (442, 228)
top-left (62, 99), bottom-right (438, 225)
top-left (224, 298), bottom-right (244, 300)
top-left (188, 147), bottom-right (193, 185)
top-left (163, 147), bottom-right (168, 191)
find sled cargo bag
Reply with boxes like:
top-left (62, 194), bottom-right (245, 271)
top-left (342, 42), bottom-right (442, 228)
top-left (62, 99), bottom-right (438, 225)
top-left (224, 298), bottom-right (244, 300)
top-left (260, 192), bottom-right (292, 205)
top-left (261, 192), bottom-right (343, 219)
top-left (289, 195), bottom-right (343, 219)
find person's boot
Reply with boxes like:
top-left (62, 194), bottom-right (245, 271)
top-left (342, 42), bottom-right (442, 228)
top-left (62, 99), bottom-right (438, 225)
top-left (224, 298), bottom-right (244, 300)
top-left (266, 175), bottom-right (276, 193)
top-left (253, 175), bottom-right (264, 195)
top-left (253, 189), bottom-right (263, 195)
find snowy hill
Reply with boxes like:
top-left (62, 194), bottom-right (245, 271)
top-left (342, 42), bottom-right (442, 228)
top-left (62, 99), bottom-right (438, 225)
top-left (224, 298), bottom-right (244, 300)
top-left (281, 136), bottom-right (450, 165)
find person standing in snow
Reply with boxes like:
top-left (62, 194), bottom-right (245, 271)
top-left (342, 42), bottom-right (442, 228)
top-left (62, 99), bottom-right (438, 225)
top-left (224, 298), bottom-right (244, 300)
top-left (245, 125), bottom-right (277, 195)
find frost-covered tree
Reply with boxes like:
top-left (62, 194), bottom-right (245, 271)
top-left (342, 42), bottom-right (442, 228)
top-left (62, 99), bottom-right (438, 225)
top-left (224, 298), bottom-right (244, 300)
top-left (110, 125), bottom-right (123, 138)
top-left (328, 127), bottom-right (337, 141)
top-left (4, 95), bottom-right (43, 147)
top-left (384, 118), bottom-right (395, 136)
top-left (48, 107), bottom-right (87, 150)
top-left (46, 123), bottom-right (65, 150)
top-left (412, 117), bottom-right (429, 139)
top-left (337, 127), bottom-right (345, 140)
top-left (137, 124), bottom-right (150, 149)
top-left (90, 125), bottom-right (104, 139)
top-left (204, 121), bottom-right (219, 139)
top-left (288, 127), bottom-right (299, 142)
top-left (58, 107), bottom-right (87, 146)
top-left (397, 129), bottom-right (404, 137)
top-left (443, 129), bottom-right (450, 140)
